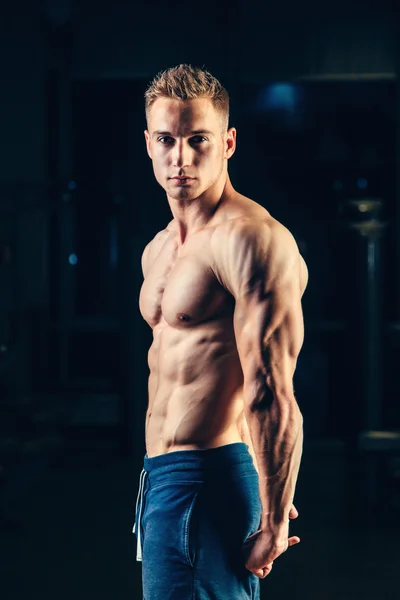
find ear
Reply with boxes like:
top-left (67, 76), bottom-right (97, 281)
top-left (144, 130), bottom-right (152, 159)
top-left (224, 127), bottom-right (236, 160)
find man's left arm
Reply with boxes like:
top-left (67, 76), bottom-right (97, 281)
top-left (212, 218), bottom-right (306, 577)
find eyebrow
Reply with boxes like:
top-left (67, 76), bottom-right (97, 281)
top-left (152, 130), bottom-right (214, 138)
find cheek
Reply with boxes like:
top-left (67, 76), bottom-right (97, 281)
top-left (203, 146), bottom-right (223, 168)
top-left (152, 149), bottom-right (169, 168)
top-left (200, 145), bottom-right (218, 161)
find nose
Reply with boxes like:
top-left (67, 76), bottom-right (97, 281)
top-left (172, 139), bottom-right (192, 168)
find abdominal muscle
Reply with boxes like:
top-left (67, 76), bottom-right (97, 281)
top-left (145, 318), bottom-right (255, 462)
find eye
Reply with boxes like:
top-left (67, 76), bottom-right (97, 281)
top-left (191, 136), bottom-right (207, 144)
top-left (158, 136), bottom-right (174, 144)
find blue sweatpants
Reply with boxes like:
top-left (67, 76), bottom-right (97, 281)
top-left (133, 442), bottom-right (262, 600)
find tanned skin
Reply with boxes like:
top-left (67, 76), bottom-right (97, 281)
top-left (141, 96), bottom-right (308, 579)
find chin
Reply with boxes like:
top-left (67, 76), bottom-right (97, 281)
top-left (169, 188), bottom-right (195, 201)
top-left (166, 181), bottom-right (202, 201)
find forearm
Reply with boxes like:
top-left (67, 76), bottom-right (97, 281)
top-left (244, 390), bottom-right (303, 526)
top-left (236, 411), bottom-right (259, 474)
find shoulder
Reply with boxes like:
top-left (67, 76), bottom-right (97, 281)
top-left (212, 213), bottom-right (299, 267)
top-left (212, 193), bottom-right (298, 255)
top-left (211, 214), bottom-right (301, 295)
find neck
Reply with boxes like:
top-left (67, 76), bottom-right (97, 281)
top-left (167, 174), bottom-right (234, 245)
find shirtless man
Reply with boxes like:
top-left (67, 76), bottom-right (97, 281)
top-left (133, 64), bottom-right (308, 600)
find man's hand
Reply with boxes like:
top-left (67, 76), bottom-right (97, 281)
top-left (242, 504), bottom-right (300, 579)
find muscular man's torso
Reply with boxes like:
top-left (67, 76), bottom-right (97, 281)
top-left (140, 196), bottom-right (307, 458)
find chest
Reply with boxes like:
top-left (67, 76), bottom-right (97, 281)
top-left (139, 240), bottom-right (230, 329)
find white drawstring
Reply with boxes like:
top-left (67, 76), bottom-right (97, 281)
top-left (132, 468), bottom-right (148, 561)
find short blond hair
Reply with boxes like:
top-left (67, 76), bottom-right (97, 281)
top-left (145, 64), bottom-right (229, 131)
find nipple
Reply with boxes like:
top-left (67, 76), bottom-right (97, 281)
top-left (177, 312), bottom-right (191, 322)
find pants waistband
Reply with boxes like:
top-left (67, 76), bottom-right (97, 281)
top-left (143, 442), bottom-right (253, 476)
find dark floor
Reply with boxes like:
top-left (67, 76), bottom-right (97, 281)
top-left (1, 436), bottom-right (399, 600)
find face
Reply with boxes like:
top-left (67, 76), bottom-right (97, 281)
top-left (144, 97), bottom-right (236, 202)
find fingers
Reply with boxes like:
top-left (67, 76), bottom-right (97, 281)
top-left (254, 562), bottom-right (274, 579)
top-left (288, 535), bottom-right (301, 547)
top-left (289, 504), bottom-right (299, 519)
top-left (246, 533), bottom-right (301, 579)
top-left (261, 563), bottom-right (273, 578)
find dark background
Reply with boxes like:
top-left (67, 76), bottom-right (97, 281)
top-left (1, 0), bottom-right (400, 598)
